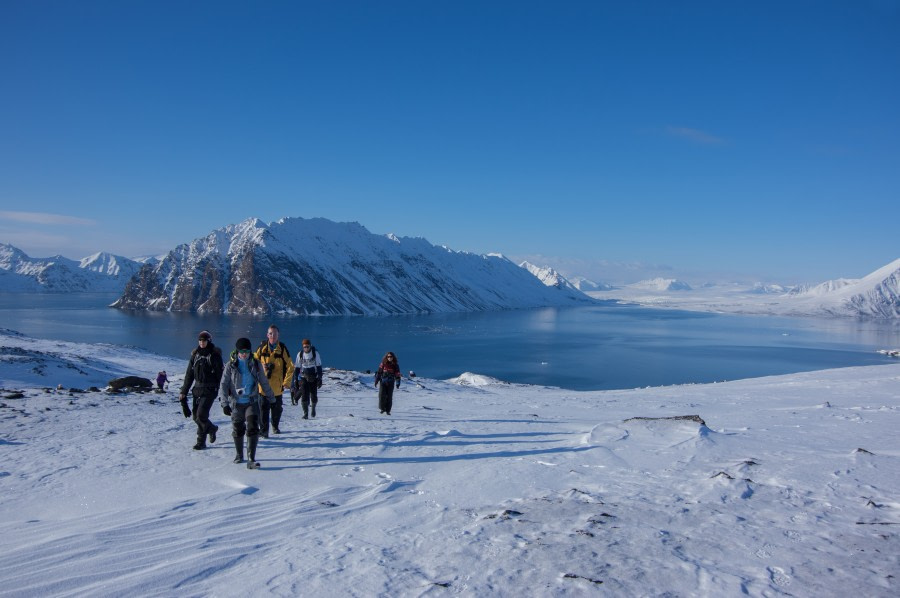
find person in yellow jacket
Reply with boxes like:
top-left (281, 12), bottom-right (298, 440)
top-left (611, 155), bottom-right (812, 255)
top-left (254, 325), bottom-right (295, 436)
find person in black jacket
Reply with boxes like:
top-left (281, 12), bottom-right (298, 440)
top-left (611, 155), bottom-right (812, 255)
top-left (374, 351), bottom-right (401, 416)
top-left (179, 330), bottom-right (224, 450)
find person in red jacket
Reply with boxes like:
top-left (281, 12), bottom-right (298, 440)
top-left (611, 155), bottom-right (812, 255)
top-left (374, 351), bottom-right (401, 415)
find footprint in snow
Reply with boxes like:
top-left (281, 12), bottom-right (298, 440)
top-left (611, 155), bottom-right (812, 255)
top-left (768, 566), bottom-right (791, 587)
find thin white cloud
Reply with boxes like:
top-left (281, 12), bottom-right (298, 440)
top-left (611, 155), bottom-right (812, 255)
top-left (665, 126), bottom-right (726, 145)
top-left (0, 211), bottom-right (97, 226)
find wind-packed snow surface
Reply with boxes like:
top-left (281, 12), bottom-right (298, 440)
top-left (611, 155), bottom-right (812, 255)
top-left (1, 329), bottom-right (899, 596)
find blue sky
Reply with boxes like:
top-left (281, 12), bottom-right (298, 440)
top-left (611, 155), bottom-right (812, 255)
top-left (1, 0), bottom-right (897, 284)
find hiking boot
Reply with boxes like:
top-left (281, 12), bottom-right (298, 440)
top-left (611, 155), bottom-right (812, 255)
top-left (273, 426), bottom-right (281, 434)
top-left (302, 414), bottom-right (308, 420)
top-left (246, 436), bottom-right (259, 469)
top-left (192, 442), bottom-right (206, 450)
top-left (233, 437), bottom-right (244, 463)
top-left (311, 406), bottom-right (316, 418)
top-left (208, 425), bottom-right (218, 444)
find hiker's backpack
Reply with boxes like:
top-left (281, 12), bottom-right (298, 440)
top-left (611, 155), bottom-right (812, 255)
top-left (257, 340), bottom-right (291, 373)
top-left (191, 349), bottom-right (218, 385)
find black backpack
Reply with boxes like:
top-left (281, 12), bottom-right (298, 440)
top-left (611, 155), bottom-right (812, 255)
top-left (191, 349), bottom-right (217, 384)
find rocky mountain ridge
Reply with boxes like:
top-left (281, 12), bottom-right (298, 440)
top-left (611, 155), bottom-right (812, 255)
top-left (0, 243), bottom-right (145, 292)
top-left (112, 217), bottom-right (592, 315)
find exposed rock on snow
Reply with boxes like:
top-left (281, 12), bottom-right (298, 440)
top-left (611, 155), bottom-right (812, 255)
top-left (108, 376), bottom-right (153, 390)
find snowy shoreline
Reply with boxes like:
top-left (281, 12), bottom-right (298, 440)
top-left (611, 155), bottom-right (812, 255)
top-left (1, 330), bottom-right (899, 596)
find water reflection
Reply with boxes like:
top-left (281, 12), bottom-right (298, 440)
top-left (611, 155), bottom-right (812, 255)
top-left (0, 294), bottom-right (897, 391)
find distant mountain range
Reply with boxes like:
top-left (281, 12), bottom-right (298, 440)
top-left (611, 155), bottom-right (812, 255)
top-left (567, 276), bottom-right (615, 292)
top-left (0, 243), bottom-right (149, 292)
top-left (110, 218), bottom-right (591, 315)
top-left (628, 277), bottom-right (693, 292)
top-left (588, 259), bottom-right (900, 319)
top-left (3, 223), bottom-right (897, 319)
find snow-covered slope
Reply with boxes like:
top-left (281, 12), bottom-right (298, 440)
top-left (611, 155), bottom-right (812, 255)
top-left (112, 217), bottom-right (594, 315)
top-left (79, 251), bottom-right (145, 279)
top-left (0, 243), bottom-right (141, 293)
top-left (590, 258), bottom-right (900, 319)
top-left (569, 275), bottom-right (614, 291)
top-left (788, 258), bottom-right (900, 318)
top-left (1, 329), bottom-right (899, 596)
top-left (629, 277), bottom-right (692, 292)
top-left (518, 261), bottom-right (587, 299)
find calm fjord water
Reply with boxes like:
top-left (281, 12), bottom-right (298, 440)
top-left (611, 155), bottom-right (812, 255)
top-left (0, 293), bottom-right (897, 391)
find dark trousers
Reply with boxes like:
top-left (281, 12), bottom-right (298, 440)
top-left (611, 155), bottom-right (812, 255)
top-left (231, 402), bottom-right (260, 440)
top-left (378, 381), bottom-right (395, 414)
top-left (191, 389), bottom-right (216, 442)
top-left (300, 378), bottom-right (318, 414)
top-left (259, 395), bottom-right (284, 433)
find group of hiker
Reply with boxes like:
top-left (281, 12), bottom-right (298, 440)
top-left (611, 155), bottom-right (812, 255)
top-left (174, 326), bottom-right (402, 470)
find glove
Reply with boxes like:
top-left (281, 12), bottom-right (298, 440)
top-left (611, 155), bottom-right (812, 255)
top-left (316, 378), bottom-right (322, 389)
top-left (223, 405), bottom-right (232, 416)
top-left (395, 379), bottom-right (400, 389)
top-left (180, 399), bottom-right (191, 418)
top-left (179, 393), bottom-right (186, 402)
top-left (374, 381), bottom-right (379, 388)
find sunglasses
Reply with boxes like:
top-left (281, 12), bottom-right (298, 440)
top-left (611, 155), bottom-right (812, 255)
top-left (238, 349), bottom-right (251, 355)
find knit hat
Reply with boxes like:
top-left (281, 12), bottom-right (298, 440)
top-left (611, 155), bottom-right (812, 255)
top-left (235, 337), bottom-right (252, 351)
top-left (198, 330), bottom-right (212, 341)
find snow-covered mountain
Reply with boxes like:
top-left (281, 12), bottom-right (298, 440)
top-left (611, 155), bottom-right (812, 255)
top-left (629, 278), bottom-right (692, 292)
top-left (789, 278), bottom-right (856, 296)
top-left (788, 258), bottom-right (900, 318)
top-left (748, 282), bottom-right (796, 295)
top-left (588, 259), bottom-right (900, 319)
top-left (112, 217), bottom-right (594, 315)
top-left (568, 275), bottom-right (615, 292)
top-left (0, 243), bottom-right (143, 293)
top-left (518, 261), bottom-right (587, 298)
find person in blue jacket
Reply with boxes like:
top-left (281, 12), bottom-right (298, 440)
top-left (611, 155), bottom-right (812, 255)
top-left (219, 337), bottom-right (275, 469)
